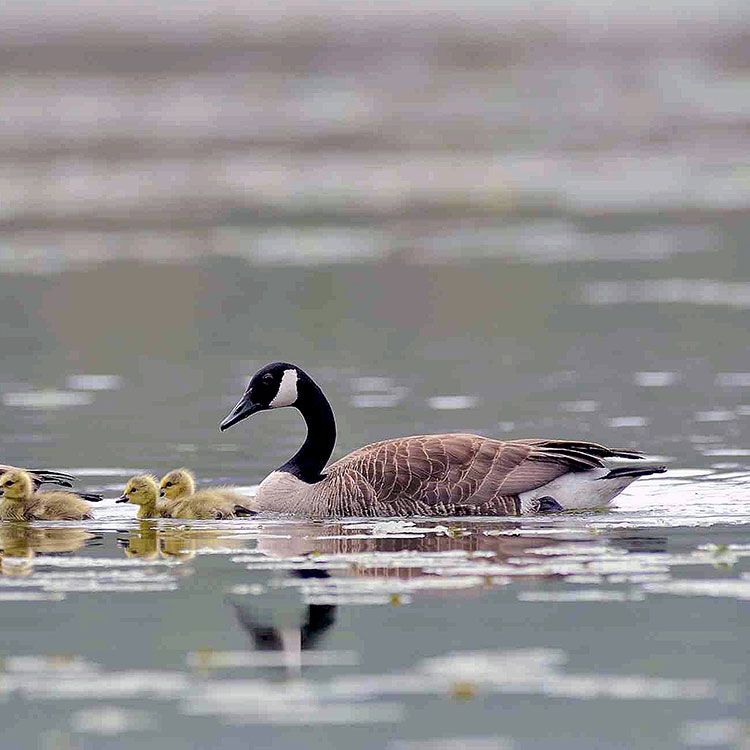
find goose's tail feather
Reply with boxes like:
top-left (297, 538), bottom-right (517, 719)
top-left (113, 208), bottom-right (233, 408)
top-left (75, 492), bottom-right (105, 503)
top-left (532, 440), bottom-right (645, 461)
top-left (29, 469), bottom-right (76, 488)
top-left (599, 465), bottom-right (667, 481)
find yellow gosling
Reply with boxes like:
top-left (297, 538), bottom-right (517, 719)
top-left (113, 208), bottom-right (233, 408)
top-left (160, 468), bottom-right (255, 520)
top-left (159, 530), bottom-right (197, 561)
top-left (0, 464), bottom-right (76, 490)
top-left (121, 521), bottom-right (159, 559)
top-left (118, 475), bottom-right (181, 519)
top-left (0, 470), bottom-right (94, 521)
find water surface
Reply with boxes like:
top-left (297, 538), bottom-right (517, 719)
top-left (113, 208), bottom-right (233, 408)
top-left (1, 14), bottom-right (750, 749)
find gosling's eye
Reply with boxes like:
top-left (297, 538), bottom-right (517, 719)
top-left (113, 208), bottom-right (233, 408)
top-left (165, 482), bottom-right (173, 488)
top-left (5, 480), bottom-right (14, 487)
top-left (129, 487), bottom-right (136, 494)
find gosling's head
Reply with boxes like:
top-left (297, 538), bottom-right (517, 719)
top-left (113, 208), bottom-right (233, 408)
top-left (118, 475), bottom-right (159, 506)
top-left (0, 470), bottom-right (34, 502)
top-left (159, 468), bottom-right (195, 500)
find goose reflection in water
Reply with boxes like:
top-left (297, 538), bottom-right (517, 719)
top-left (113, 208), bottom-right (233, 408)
top-left (0, 523), bottom-right (97, 576)
top-left (249, 521), bottom-right (670, 597)
top-left (253, 521), bottom-right (558, 575)
top-left (234, 574), bottom-right (337, 651)
top-left (223, 570), bottom-right (338, 679)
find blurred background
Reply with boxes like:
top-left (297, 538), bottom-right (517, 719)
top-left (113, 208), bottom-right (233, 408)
top-left (1, 4), bottom-right (750, 749)
top-left (1, 0), bottom-right (750, 475)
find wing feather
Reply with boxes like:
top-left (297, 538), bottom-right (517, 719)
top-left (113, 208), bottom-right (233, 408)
top-left (323, 433), bottom-right (609, 513)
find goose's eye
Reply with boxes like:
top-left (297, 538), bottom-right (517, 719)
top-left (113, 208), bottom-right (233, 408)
top-left (263, 374), bottom-right (274, 384)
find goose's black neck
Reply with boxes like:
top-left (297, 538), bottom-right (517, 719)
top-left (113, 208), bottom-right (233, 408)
top-left (278, 377), bottom-right (336, 483)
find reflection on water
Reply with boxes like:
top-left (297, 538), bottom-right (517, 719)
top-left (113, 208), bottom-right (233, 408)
top-left (1, 254), bottom-right (750, 745)
top-left (0, 10), bottom-right (749, 747)
top-left (0, 524), bottom-right (96, 577)
top-left (0, 519), bottom-right (744, 744)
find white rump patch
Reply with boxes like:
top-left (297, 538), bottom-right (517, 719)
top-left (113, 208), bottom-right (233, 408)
top-left (269, 369), bottom-right (299, 408)
top-left (519, 467), bottom-right (637, 512)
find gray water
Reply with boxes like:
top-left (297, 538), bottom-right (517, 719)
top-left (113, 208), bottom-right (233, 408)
top-left (1, 12), bottom-right (750, 750)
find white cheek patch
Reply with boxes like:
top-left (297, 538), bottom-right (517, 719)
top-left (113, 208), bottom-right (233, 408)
top-left (269, 368), bottom-right (299, 408)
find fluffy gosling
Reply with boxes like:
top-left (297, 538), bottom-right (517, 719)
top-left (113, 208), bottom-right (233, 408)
top-left (159, 468), bottom-right (255, 520)
top-left (117, 475), bottom-right (179, 519)
top-left (0, 469), bottom-right (96, 521)
top-left (0, 464), bottom-right (76, 490)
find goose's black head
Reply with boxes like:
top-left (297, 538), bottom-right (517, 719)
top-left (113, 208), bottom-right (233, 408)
top-left (220, 362), bottom-right (304, 431)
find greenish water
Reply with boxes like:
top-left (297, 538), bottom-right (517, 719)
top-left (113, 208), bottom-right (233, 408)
top-left (0, 245), bottom-right (749, 749)
top-left (1, 14), bottom-right (750, 748)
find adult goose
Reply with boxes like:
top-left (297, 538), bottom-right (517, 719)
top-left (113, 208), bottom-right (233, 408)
top-left (220, 362), bottom-right (666, 518)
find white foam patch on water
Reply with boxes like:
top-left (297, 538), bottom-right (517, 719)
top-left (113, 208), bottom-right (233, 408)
top-left (715, 373), bottom-right (750, 387)
top-left (67, 468), bottom-right (141, 476)
top-left (3, 390), bottom-right (94, 409)
top-left (701, 448), bottom-right (750, 456)
top-left (417, 649), bottom-right (723, 701)
top-left (36, 582), bottom-right (178, 593)
top-left (66, 375), bottom-right (123, 391)
top-left (351, 393), bottom-right (404, 408)
top-left (5, 655), bottom-right (99, 673)
top-left (31, 556), bottom-right (183, 568)
top-left (186, 697), bottom-right (405, 725)
top-left (0, 593), bottom-right (65, 601)
top-left (607, 416), bottom-right (649, 428)
top-left (582, 279), bottom-right (750, 308)
top-left (518, 590), bottom-right (645, 602)
top-left (282, 575), bottom-right (486, 603)
top-left (390, 738), bottom-right (515, 750)
top-left (694, 410), bottom-right (736, 422)
top-left (559, 400), bottom-right (599, 412)
top-left (428, 396), bottom-right (478, 410)
top-left (240, 559), bottom-right (352, 571)
top-left (186, 650), bottom-right (360, 669)
top-left (71, 706), bottom-right (153, 735)
top-left (351, 377), bottom-right (396, 392)
top-left (643, 579), bottom-right (750, 600)
top-left (634, 371), bottom-right (680, 387)
top-left (680, 718), bottom-right (745, 746)
top-left (17, 671), bottom-right (189, 700)
top-left (662, 469), bottom-right (715, 478)
top-left (0, 569), bottom-right (179, 596)
top-left (227, 584), bottom-right (265, 595)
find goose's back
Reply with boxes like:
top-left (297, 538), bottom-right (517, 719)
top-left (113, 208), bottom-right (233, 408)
top-left (298, 434), bottom-right (616, 517)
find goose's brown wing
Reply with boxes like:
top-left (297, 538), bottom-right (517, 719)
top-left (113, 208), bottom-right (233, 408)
top-left (324, 434), bottom-right (623, 515)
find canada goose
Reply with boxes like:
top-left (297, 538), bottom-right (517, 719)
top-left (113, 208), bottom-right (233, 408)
top-left (0, 464), bottom-right (75, 490)
top-left (219, 362), bottom-right (666, 518)
top-left (159, 468), bottom-right (254, 519)
top-left (0, 469), bottom-right (98, 521)
top-left (117, 475), bottom-right (178, 519)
